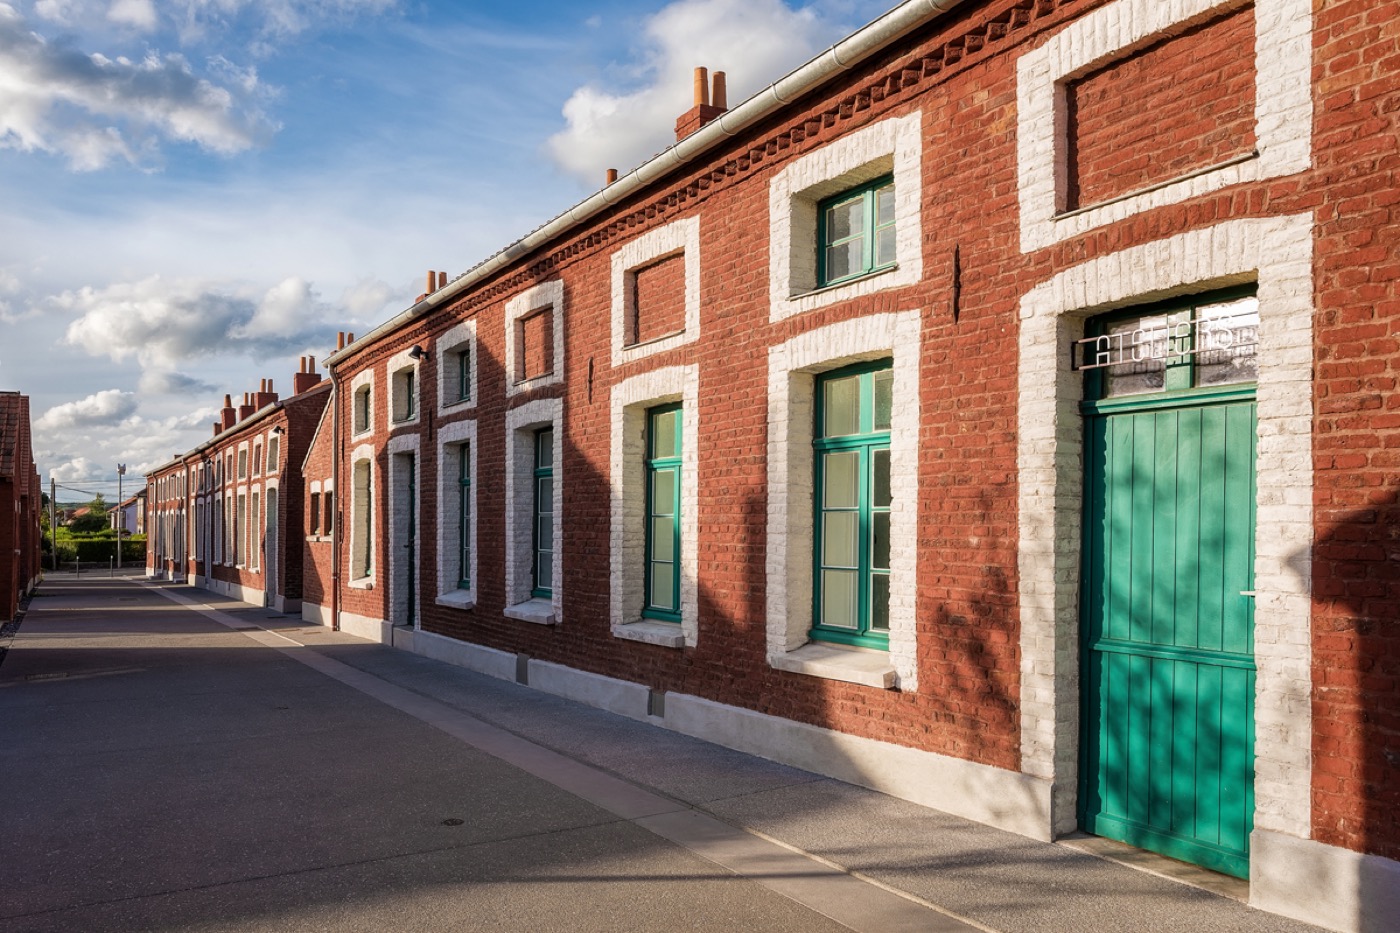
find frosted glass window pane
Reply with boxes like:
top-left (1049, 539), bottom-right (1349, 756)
top-left (651, 470), bottom-right (675, 514)
top-left (823, 451), bottom-right (859, 508)
top-left (872, 512), bottom-right (890, 570)
top-left (872, 447), bottom-right (891, 506)
top-left (536, 559), bottom-right (552, 590)
top-left (822, 376), bottom-right (861, 437)
top-left (536, 430), bottom-right (553, 468)
top-left (822, 512), bottom-right (859, 568)
top-left (875, 225), bottom-right (896, 267)
top-left (537, 516), bottom-right (552, 551)
top-left (825, 240), bottom-right (861, 282)
top-left (825, 197), bottom-right (863, 241)
top-left (650, 517), bottom-right (675, 561)
top-left (873, 372), bottom-right (892, 431)
top-left (651, 409), bottom-right (679, 458)
top-left (537, 477), bottom-right (552, 512)
top-left (871, 574), bottom-right (890, 632)
top-left (822, 570), bottom-right (858, 629)
top-left (650, 563), bottom-right (676, 610)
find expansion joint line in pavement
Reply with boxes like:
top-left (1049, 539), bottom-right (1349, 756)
top-left (140, 582), bottom-right (993, 933)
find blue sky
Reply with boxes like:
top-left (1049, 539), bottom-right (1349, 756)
top-left (0, 0), bottom-right (893, 495)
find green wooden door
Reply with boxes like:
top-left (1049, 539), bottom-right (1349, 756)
top-left (1081, 391), bottom-right (1257, 878)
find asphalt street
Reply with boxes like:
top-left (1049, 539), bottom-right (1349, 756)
top-left (0, 578), bottom-right (1324, 932)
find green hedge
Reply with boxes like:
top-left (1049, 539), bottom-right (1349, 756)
top-left (71, 539), bottom-right (146, 562)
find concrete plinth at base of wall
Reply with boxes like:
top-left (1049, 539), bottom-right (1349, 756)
top-left (1251, 829), bottom-right (1400, 933)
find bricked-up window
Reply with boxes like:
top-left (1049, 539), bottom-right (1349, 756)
top-left (237, 449), bottom-right (248, 479)
top-left (353, 385), bottom-right (371, 434)
top-left (392, 366), bottom-right (417, 422)
top-left (818, 177), bottom-right (896, 287)
top-left (812, 360), bottom-right (892, 648)
top-left (309, 492), bottom-right (321, 535)
top-left (630, 254), bottom-right (687, 346)
top-left (518, 308), bottom-right (555, 383)
top-left (1064, 5), bottom-right (1256, 213)
top-left (643, 404), bottom-right (682, 621)
top-left (532, 428), bottom-right (554, 597)
top-left (351, 460), bottom-right (372, 580)
top-left (458, 445), bottom-right (471, 588)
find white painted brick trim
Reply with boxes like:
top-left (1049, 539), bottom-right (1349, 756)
top-left (505, 398), bottom-right (564, 621)
top-left (768, 112), bottom-right (923, 321)
top-left (765, 311), bottom-right (921, 689)
top-left (1016, 215), bottom-right (1315, 839)
top-left (505, 280), bottom-right (566, 396)
top-left (387, 346), bottom-right (421, 427)
top-left (350, 368), bottom-right (376, 438)
top-left (348, 442), bottom-right (376, 586)
top-left (437, 319), bottom-right (478, 413)
top-left (610, 217), bottom-right (702, 367)
top-left (436, 418), bottom-right (477, 608)
top-left (608, 365), bottom-right (700, 646)
top-left (1016, 0), bottom-right (1313, 252)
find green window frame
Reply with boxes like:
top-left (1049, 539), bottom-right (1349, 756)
top-left (812, 360), bottom-right (893, 648)
top-left (402, 369), bottom-right (415, 420)
top-left (458, 445), bottom-right (471, 588)
top-left (532, 428), bottom-right (554, 597)
top-left (353, 386), bottom-right (371, 432)
top-left (817, 176), bottom-right (896, 287)
top-left (457, 350), bottom-right (472, 402)
top-left (643, 404), bottom-right (682, 622)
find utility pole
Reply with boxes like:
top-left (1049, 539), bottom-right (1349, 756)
top-left (49, 478), bottom-right (57, 572)
top-left (116, 464), bottom-right (126, 569)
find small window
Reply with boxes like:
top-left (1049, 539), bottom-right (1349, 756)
top-left (309, 492), bottom-right (321, 535)
top-left (235, 492), bottom-right (246, 565)
top-left (643, 405), bottom-right (682, 622)
top-left (393, 367), bottom-right (417, 422)
top-left (324, 490), bottom-right (335, 537)
top-left (819, 177), bottom-right (896, 287)
top-left (457, 351), bottom-right (471, 402)
top-left (812, 360), bottom-right (893, 647)
top-left (266, 436), bottom-right (280, 473)
top-left (249, 490), bottom-right (260, 571)
top-left (253, 444), bottom-right (263, 476)
top-left (532, 428), bottom-right (554, 597)
top-left (353, 385), bottom-right (371, 433)
top-left (237, 449), bottom-right (248, 479)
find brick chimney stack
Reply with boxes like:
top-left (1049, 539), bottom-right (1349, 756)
top-left (675, 67), bottom-right (728, 141)
top-left (253, 378), bottom-right (279, 410)
top-left (220, 394), bottom-right (237, 431)
top-left (293, 356), bottom-right (323, 395)
top-left (237, 392), bottom-right (255, 422)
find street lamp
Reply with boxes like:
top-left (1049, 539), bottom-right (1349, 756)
top-left (116, 464), bottom-right (126, 570)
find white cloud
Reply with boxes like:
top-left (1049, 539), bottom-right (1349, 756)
top-left (35, 388), bottom-right (138, 430)
top-left (0, 6), bottom-right (277, 170)
top-left (137, 370), bottom-right (216, 394)
top-left (546, 0), bottom-right (833, 182)
top-left (58, 275), bottom-right (346, 370)
top-left (107, 0), bottom-right (156, 30)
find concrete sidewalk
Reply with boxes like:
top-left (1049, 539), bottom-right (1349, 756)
top-left (1, 578), bottom-right (1323, 932)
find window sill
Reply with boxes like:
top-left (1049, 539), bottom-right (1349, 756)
top-left (435, 590), bottom-right (476, 611)
top-left (790, 264), bottom-right (899, 301)
top-left (348, 577), bottom-right (374, 591)
top-left (770, 641), bottom-right (896, 689)
top-left (504, 597), bottom-right (557, 626)
top-left (614, 619), bottom-right (684, 648)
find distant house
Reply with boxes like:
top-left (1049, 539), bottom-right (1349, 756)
top-left (110, 491), bottom-right (146, 536)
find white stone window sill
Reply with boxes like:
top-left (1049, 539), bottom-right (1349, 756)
top-left (440, 398), bottom-right (475, 413)
top-left (789, 264), bottom-right (899, 301)
top-left (770, 642), bottom-right (896, 689)
top-left (348, 577), bottom-right (374, 591)
top-left (614, 619), bottom-right (684, 648)
top-left (505, 597), bottom-right (557, 626)
top-left (435, 590), bottom-right (476, 611)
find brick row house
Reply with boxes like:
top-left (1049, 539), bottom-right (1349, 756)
top-left (1, 391), bottom-right (41, 621)
top-left (146, 360), bottom-right (328, 612)
top-left (156, 0), bottom-right (1398, 927)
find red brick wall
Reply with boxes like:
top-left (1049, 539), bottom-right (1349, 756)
top-left (1307, 0), bottom-right (1400, 861)
top-left (631, 253), bottom-right (687, 344)
top-left (1066, 4), bottom-right (1256, 210)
